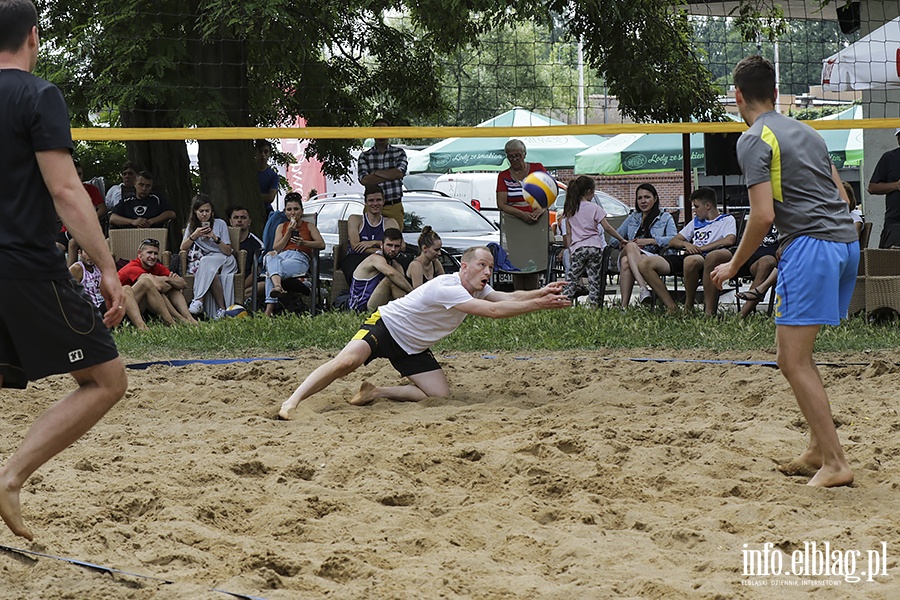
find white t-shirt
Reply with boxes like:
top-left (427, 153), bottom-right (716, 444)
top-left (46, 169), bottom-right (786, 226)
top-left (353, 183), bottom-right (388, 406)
top-left (380, 273), bottom-right (493, 354)
top-left (678, 214), bottom-right (736, 248)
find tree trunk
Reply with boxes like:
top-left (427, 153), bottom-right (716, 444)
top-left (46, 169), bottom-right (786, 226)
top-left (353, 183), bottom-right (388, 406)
top-left (120, 107), bottom-right (193, 253)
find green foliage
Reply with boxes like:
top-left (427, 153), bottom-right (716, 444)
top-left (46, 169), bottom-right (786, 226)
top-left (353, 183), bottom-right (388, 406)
top-left (788, 104), bottom-right (856, 121)
top-left (554, 1), bottom-right (726, 122)
top-left (74, 140), bottom-right (129, 185)
top-left (113, 308), bottom-right (899, 360)
top-left (693, 16), bottom-right (845, 97)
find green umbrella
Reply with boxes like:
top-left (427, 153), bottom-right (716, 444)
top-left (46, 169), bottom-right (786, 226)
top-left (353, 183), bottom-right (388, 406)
top-left (574, 133), bottom-right (706, 175)
top-left (408, 108), bottom-right (608, 173)
top-left (574, 107), bottom-right (862, 174)
top-left (815, 105), bottom-right (863, 168)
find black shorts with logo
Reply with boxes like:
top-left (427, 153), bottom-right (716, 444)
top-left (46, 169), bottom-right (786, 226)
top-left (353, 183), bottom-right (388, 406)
top-left (352, 311), bottom-right (440, 377)
top-left (0, 278), bottom-right (119, 389)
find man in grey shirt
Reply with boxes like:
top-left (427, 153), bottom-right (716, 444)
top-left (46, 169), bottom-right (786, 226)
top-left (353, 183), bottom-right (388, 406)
top-left (711, 55), bottom-right (858, 489)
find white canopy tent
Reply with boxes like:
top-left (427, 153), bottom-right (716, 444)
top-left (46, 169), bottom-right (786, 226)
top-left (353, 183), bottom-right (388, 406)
top-left (822, 17), bottom-right (900, 91)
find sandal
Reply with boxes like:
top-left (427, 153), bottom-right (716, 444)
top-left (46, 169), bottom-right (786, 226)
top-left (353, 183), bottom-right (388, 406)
top-left (736, 287), bottom-right (764, 302)
top-left (270, 285), bottom-right (286, 298)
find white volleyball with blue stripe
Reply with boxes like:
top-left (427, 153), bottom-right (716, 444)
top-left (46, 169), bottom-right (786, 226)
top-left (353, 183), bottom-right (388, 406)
top-left (522, 171), bottom-right (558, 210)
top-left (225, 304), bottom-right (249, 318)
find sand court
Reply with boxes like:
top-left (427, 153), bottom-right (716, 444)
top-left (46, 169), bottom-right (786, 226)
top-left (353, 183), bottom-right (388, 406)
top-left (1, 350), bottom-right (898, 599)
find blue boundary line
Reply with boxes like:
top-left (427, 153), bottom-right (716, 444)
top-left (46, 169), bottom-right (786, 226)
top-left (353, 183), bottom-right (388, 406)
top-left (0, 544), bottom-right (268, 599)
top-left (125, 355), bottom-right (872, 370)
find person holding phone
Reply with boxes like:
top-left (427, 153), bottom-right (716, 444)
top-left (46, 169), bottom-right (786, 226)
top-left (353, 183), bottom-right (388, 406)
top-left (263, 193), bottom-right (325, 316)
top-left (180, 194), bottom-right (236, 319)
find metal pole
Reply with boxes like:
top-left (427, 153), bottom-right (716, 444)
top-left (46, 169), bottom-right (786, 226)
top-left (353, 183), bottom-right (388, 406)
top-left (577, 40), bottom-right (586, 125)
top-left (682, 133), bottom-right (692, 225)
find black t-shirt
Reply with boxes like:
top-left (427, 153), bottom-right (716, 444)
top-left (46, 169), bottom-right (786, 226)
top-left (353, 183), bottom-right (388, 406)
top-left (870, 147), bottom-right (900, 225)
top-left (240, 234), bottom-right (264, 275)
top-left (112, 192), bottom-right (172, 221)
top-left (0, 69), bottom-right (74, 279)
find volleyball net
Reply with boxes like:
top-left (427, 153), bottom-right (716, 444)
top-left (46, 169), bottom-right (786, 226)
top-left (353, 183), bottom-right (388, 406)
top-left (37, 1), bottom-right (900, 205)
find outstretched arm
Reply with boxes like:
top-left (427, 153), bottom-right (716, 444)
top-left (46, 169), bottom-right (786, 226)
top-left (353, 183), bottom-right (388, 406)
top-left (458, 282), bottom-right (570, 318)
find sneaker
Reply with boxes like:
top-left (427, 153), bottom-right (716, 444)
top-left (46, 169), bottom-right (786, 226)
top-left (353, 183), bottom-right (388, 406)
top-left (214, 308), bottom-right (226, 320)
top-left (188, 299), bottom-right (203, 315)
top-left (639, 288), bottom-right (652, 303)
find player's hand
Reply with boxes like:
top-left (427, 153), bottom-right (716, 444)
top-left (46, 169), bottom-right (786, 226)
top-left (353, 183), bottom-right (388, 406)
top-left (542, 280), bottom-right (568, 295)
top-left (683, 243), bottom-right (701, 255)
top-left (711, 261), bottom-right (738, 289)
top-left (99, 274), bottom-right (126, 329)
top-left (537, 292), bottom-right (571, 310)
top-left (530, 206), bottom-right (545, 220)
top-left (351, 241), bottom-right (370, 252)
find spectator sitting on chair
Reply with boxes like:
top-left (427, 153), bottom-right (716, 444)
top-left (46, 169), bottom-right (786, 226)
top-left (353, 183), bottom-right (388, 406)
top-left (639, 187), bottom-right (737, 315)
top-left (70, 247), bottom-right (148, 331)
top-left (255, 139), bottom-right (279, 214)
top-left (407, 226), bottom-right (445, 289)
top-left (609, 183), bottom-right (678, 308)
top-left (180, 194), bottom-right (238, 320)
top-left (227, 205), bottom-right (264, 301)
top-left (263, 194), bottom-right (325, 317)
top-left (342, 185), bottom-right (402, 286)
top-left (735, 225), bottom-right (779, 318)
top-left (348, 227), bottom-right (412, 312)
top-left (357, 118), bottom-right (408, 227)
top-left (109, 171), bottom-right (176, 229)
top-left (104, 161), bottom-right (140, 210)
top-left (118, 238), bottom-right (197, 325)
top-left (59, 158), bottom-right (108, 259)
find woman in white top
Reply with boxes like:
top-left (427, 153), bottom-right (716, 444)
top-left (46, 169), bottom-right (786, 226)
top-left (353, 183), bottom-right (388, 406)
top-left (180, 194), bottom-right (237, 319)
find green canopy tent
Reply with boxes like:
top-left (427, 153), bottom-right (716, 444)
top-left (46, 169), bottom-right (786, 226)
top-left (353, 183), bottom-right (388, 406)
top-left (574, 107), bottom-right (862, 175)
top-left (573, 133), bottom-right (706, 175)
top-left (816, 105), bottom-right (863, 169)
top-left (408, 108), bottom-right (608, 173)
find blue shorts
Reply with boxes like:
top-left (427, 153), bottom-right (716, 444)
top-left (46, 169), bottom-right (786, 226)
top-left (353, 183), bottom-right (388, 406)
top-left (774, 236), bottom-right (859, 326)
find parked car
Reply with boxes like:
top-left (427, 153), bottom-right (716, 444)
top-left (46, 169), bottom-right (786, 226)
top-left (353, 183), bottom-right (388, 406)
top-left (403, 172), bottom-right (443, 192)
top-left (433, 172), bottom-right (501, 225)
top-left (304, 191), bottom-right (500, 284)
top-left (549, 186), bottom-right (631, 231)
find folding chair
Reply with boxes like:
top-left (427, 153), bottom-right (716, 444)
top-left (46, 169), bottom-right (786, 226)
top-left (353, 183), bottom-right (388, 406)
top-left (864, 248), bottom-right (900, 318)
top-left (108, 228), bottom-right (170, 268)
top-left (275, 214), bottom-right (322, 315)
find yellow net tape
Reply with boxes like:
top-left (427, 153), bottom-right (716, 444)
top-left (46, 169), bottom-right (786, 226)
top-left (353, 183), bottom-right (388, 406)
top-left (70, 120), bottom-right (900, 141)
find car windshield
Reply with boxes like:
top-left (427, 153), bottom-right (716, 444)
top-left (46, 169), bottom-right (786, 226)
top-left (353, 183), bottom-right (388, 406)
top-left (404, 200), bottom-right (496, 233)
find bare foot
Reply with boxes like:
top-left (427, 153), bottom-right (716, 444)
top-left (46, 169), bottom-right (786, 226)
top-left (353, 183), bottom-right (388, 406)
top-left (807, 465), bottom-right (854, 488)
top-left (665, 305), bottom-right (680, 317)
top-left (349, 381), bottom-right (378, 406)
top-left (278, 401), bottom-right (295, 420)
top-left (0, 478), bottom-right (33, 541)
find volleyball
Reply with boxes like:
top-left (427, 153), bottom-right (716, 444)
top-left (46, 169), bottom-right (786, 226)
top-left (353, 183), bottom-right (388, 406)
top-left (225, 304), bottom-right (249, 318)
top-left (522, 171), bottom-right (558, 210)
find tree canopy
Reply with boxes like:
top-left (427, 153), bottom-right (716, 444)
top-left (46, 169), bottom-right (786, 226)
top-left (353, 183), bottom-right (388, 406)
top-left (37, 0), bottom-right (787, 229)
